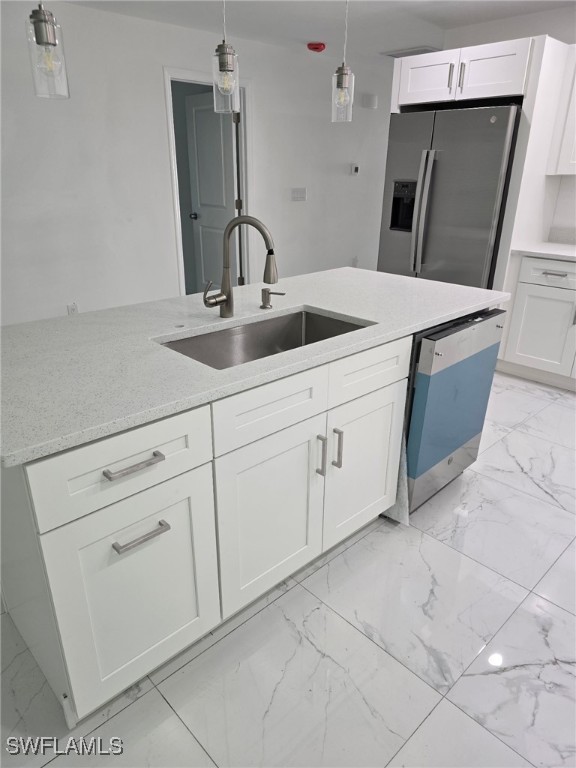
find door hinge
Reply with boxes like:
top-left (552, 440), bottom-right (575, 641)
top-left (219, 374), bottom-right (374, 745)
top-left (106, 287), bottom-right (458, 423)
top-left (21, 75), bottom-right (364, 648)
top-left (233, 112), bottom-right (241, 124)
top-left (235, 198), bottom-right (243, 211)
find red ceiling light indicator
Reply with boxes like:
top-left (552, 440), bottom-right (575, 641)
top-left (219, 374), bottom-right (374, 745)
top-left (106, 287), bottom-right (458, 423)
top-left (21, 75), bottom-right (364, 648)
top-left (307, 42), bottom-right (326, 53)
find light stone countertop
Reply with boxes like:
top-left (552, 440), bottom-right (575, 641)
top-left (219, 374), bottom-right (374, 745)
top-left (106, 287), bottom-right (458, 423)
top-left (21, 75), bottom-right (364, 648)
top-left (1, 268), bottom-right (508, 467)
top-left (511, 243), bottom-right (576, 262)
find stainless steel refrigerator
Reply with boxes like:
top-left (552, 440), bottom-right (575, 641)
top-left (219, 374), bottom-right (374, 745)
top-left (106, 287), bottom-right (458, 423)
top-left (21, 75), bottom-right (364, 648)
top-left (377, 106), bottom-right (519, 288)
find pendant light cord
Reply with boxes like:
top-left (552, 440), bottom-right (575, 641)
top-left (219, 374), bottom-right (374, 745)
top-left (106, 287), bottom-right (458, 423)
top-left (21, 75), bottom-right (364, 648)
top-left (222, 0), bottom-right (227, 42)
top-left (342, 0), bottom-right (349, 64)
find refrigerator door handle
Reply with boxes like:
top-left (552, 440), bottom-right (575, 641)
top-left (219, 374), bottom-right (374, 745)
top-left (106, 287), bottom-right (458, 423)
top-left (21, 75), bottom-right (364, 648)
top-left (410, 150), bottom-right (429, 272)
top-left (415, 149), bottom-right (436, 273)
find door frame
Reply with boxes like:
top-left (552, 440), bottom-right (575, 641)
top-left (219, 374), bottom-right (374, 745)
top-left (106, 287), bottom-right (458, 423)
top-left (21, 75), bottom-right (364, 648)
top-left (163, 66), bottom-right (253, 295)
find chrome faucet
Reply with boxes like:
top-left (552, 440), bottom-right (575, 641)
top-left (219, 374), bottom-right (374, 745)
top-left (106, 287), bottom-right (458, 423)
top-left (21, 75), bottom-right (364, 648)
top-left (203, 215), bottom-right (277, 318)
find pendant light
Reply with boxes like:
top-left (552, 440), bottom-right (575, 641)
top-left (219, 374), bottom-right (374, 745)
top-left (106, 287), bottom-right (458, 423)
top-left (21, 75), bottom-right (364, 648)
top-left (26, 4), bottom-right (69, 98)
top-left (213, 0), bottom-right (240, 113)
top-left (332, 0), bottom-right (354, 122)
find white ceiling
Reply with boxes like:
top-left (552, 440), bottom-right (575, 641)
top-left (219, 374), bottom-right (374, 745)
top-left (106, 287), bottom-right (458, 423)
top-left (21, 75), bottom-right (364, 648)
top-left (78, 1), bottom-right (575, 58)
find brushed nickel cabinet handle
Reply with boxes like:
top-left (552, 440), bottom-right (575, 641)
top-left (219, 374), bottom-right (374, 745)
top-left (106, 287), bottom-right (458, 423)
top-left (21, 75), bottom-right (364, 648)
top-left (316, 435), bottom-right (328, 477)
top-left (103, 450), bottom-right (165, 481)
top-left (542, 270), bottom-right (568, 278)
top-left (112, 519), bottom-right (171, 555)
top-left (458, 62), bottom-right (465, 91)
top-left (332, 428), bottom-right (344, 469)
top-left (447, 62), bottom-right (455, 90)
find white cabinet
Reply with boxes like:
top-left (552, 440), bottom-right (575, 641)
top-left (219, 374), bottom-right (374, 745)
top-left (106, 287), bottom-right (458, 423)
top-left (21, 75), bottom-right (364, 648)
top-left (323, 381), bottom-right (406, 550)
top-left (556, 82), bottom-right (576, 174)
top-left (456, 39), bottom-right (531, 101)
top-left (397, 38), bottom-right (531, 107)
top-left (216, 379), bottom-right (407, 617)
top-left (548, 48), bottom-right (576, 175)
top-left (215, 415), bottom-right (326, 618)
top-left (398, 48), bottom-right (460, 105)
top-left (506, 256), bottom-right (576, 379)
top-left (506, 282), bottom-right (576, 375)
top-left (40, 465), bottom-right (221, 719)
top-left (27, 407), bottom-right (212, 533)
top-left (2, 336), bottom-right (411, 724)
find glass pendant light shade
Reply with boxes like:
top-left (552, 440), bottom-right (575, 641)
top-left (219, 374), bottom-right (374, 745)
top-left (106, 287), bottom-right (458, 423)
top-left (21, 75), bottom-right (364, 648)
top-left (332, 0), bottom-right (354, 122)
top-left (331, 64), bottom-right (354, 122)
top-left (212, 41), bottom-right (240, 113)
top-left (26, 4), bottom-right (69, 99)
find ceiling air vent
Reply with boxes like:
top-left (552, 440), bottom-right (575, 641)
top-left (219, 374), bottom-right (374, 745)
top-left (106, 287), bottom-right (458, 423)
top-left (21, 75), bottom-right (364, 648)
top-left (381, 46), bottom-right (440, 58)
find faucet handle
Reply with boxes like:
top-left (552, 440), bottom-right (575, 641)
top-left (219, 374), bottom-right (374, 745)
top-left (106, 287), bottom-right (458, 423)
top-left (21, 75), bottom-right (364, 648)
top-left (203, 280), bottom-right (215, 307)
top-left (203, 281), bottom-right (227, 308)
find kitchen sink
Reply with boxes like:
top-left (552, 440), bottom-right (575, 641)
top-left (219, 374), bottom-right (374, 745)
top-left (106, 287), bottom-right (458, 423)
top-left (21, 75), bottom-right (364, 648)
top-left (161, 310), bottom-right (369, 369)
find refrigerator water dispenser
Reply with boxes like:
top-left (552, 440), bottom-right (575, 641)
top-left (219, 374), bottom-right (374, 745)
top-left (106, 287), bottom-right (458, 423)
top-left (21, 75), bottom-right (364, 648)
top-left (390, 180), bottom-right (416, 232)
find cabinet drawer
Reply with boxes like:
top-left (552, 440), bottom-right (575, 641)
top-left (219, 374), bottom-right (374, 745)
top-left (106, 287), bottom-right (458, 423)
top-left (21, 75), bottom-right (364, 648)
top-left (212, 367), bottom-right (329, 456)
top-left (40, 466), bottom-right (220, 719)
top-left (27, 407), bottom-right (212, 533)
top-left (328, 337), bottom-right (411, 409)
top-left (519, 257), bottom-right (576, 290)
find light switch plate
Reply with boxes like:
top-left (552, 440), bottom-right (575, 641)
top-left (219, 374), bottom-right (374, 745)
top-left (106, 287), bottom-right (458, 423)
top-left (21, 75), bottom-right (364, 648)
top-left (291, 187), bottom-right (307, 202)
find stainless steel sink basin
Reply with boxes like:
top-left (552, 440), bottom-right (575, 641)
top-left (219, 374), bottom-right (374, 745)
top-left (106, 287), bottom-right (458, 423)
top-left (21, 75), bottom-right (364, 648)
top-left (162, 311), bottom-right (369, 369)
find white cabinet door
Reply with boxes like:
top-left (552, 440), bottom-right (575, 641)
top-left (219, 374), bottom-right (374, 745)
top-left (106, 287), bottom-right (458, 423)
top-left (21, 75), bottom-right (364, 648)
top-left (215, 414), bottom-right (326, 618)
top-left (323, 380), bottom-right (407, 550)
top-left (457, 38), bottom-right (531, 100)
top-left (398, 49), bottom-right (460, 105)
top-left (40, 465), bottom-right (220, 720)
top-left (506, 283), bottom-right (576, 375)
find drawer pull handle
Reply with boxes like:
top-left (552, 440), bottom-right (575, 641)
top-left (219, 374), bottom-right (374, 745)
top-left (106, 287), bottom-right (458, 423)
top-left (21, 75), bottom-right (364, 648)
top-left (103, 450), bottom-right (165, 481)
top-left (542, 270), bottom-right (568, 278)
top-left (316, 435), bottom-right (328, 477)
top-left (332, 428), bottom-right (344, 469)
top-left (112, 519), bottom-right (171, 554)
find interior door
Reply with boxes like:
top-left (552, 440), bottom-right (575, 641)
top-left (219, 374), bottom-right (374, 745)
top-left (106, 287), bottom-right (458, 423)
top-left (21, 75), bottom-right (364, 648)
top-left (186, 92), bottom-right (236, 290)
top-left (418, 106), bottom-right (517, 288)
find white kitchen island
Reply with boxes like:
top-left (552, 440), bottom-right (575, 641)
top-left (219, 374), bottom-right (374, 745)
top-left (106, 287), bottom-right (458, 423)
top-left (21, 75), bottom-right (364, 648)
top-left (1, 268), bottom-right (508, 726)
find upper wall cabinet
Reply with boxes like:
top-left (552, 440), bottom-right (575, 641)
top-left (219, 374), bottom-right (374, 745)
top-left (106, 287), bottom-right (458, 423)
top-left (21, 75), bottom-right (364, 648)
top-left (397, 48), bottom-right (461, 105)
top-left (396, 38), bottom-right (532, 108)
top-left (548, 46), bottom-right (576, 175)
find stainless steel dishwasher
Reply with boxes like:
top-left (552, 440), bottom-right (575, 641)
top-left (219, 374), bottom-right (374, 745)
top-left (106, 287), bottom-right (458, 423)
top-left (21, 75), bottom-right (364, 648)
top-left (406, 308), bottom-right (506, 511)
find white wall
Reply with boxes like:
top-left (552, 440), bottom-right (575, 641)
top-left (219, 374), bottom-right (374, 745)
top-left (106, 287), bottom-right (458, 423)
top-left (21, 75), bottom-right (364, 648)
top-left (550, 176), bottom-right (576, 243)
top-left (1, 2), bottom-right (393, 325)
top-left (444, 6), bottom-right (576, 48)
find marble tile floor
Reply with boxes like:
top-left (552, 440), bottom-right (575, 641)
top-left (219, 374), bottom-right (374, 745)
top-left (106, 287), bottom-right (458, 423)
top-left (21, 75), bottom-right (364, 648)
top-left (1, 371), bottom-right (575, 768)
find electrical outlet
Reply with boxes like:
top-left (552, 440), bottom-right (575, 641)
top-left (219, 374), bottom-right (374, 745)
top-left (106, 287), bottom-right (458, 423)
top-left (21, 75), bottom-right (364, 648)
top-left (67, 302), bottom-right (78, 315)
